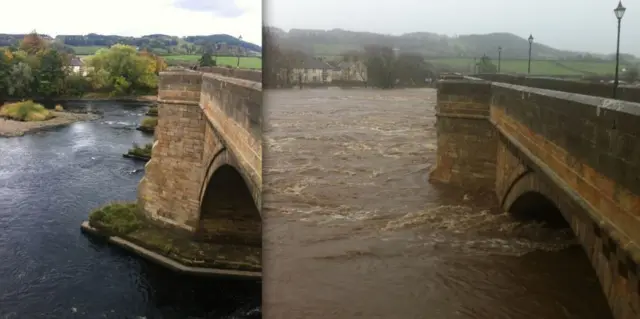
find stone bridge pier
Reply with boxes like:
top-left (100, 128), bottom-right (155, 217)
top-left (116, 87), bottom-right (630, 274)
top-left (137, 68), bottom-right (262, 247)
top-left (431, 78), bottom-right (640, 319)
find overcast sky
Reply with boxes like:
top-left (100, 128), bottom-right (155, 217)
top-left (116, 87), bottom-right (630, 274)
top-left (266, 0), bottom-right (640, 55)
top-left (0, 0), bottom-right (262, 45)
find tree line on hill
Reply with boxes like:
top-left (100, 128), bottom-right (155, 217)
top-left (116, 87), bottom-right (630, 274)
top-left (0, 33), bottom-right (262, 56)
top-left (0, 32), bottom-right (167, 102)
top-left (264, 27), bottom-right (501, 89)
top-left (266, 27), bottom-right (639, 63)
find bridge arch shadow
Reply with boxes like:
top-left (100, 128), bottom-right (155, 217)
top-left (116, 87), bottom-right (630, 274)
top-left (197, 150), bottom-right (261, 247)
top-left (502, 172), bottom-right (571, 230)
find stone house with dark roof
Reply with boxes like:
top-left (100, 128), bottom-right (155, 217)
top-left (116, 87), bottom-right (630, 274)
top-left (68, 56), bottom-right (88, 76)
top-left (290, 56), bottom-right (334, 84)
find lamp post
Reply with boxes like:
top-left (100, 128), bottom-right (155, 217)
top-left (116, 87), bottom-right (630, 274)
top-left (613, 1), bottom-right (626, 98)
top-left (527, 34), bottom-right (534, 74)
top-left (498, 46), bottom-right (502, 73)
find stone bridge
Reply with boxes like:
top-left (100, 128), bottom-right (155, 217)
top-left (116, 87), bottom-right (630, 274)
top-left (137, 67), bottom-right (262, 247)
top-left (430, 78), bottom-right (640, 319)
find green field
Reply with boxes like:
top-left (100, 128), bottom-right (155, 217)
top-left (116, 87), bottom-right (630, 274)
top-left (163, 55), bottom-right (262, 69)
top-left (427, 57), bottom-right (620, 76)
top-left (68, 46), bottom-right (106, 55)
top-left (76, 54), bottom-right (261, 69)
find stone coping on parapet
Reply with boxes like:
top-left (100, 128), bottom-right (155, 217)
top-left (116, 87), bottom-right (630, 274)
top-left (80, 221), bottom-right (261, 280)
top-left (491, 82), bottom-right (640, 116)
top-left (201, 72), bottom-right (262, 89)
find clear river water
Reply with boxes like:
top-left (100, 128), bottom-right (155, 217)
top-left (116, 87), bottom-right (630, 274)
top-left (0, 101), bottom-right (260, 318)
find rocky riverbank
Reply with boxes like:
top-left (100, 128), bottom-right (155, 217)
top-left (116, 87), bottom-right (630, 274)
top-left (0, 111), bottom-right (101, 137)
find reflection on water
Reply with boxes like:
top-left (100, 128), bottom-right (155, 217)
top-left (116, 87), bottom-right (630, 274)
top-left (263, 89), bottom-right (611, 319)
top-left (0, 101), bottom-right (259, 318)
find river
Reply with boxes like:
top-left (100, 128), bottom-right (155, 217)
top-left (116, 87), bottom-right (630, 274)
top-left (0, 101), bottom-right (260, 318)
top-left (262, 89), bottom-right (613, 319)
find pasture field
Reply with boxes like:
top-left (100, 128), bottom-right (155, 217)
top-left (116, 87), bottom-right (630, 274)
top-left (163, 55), bottom-right (262, 69)
top-left (426, 57), bottom-right (619, 76)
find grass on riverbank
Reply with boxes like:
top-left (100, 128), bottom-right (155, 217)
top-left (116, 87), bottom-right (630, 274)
top-left (86, 202), bottom-right (261, 272)
top-left (127, 143), bottom-right (152, 158)
top-left (138, 117), bottom-right (157, 133)
top-left (89, 202), bottom-right (143, 234)
top-left (146, 106), bottom-right (158, 116)
top-left (0, 101), bottom-right (55, 122)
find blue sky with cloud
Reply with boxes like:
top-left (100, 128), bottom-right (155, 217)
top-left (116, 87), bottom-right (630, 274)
top-left (0, 0), bottom-right (262, 45)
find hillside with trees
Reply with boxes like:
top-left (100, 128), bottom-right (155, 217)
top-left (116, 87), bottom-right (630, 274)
top-left (0, 32), bottom-right (167, 101)
top-left (0, 33), bottom-right (262, 56)
top-left (267, 27), bottom-right (637, 62)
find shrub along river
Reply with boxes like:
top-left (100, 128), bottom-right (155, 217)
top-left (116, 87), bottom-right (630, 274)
top-left (0, 101), bottom-right (260, 318)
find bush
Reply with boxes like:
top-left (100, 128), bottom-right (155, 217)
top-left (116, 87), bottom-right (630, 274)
top-left (0, 100), bottom-right (54, 121)
top-left (88, 202), bottom-right (143, 235)
top-left (64, 74), bottom-right (92, 97)
top-left (140, 116), bottom-right (157, 129)
top-left (146, 106), bottom-right (158, 116)
top-left (128, 142), bottom-right (152, 158)
top-left (54, 104), bottom-right (64, 111)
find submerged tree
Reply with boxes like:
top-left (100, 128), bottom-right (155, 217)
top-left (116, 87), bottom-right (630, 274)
top-left (363, 45), bottom-right (397, 89)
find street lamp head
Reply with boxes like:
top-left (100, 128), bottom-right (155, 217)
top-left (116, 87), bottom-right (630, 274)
top-left (528, 34), bottom-right (534, 44)
top-left (614, 1), bottom-right (626, 19)
top-left (498, 46), bottom-right (502, 52)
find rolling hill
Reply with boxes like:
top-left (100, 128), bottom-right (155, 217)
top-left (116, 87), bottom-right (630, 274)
top-left (0, 33), bottom-right (262, 56)
top-left (267, 27), bottom-right (637, 62)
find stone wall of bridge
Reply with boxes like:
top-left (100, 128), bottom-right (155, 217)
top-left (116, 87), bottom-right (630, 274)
top-left (431, 78), bottom-right (640, 319)
top-left (137, 69), bottom-right (262, 246)
top-left (474, 73), bottom-right (640, 103)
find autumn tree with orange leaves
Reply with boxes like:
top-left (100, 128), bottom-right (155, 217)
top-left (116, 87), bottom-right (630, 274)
top-left (19, 31), bottom-right (48, 55)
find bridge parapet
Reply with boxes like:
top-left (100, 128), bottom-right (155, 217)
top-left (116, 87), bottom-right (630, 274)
top-left (475, 73), bottom-right (640, 103)
top-left (200, 72), bottom-right (262, 209)
top-left (198, 66), bottom-right (262, 82)
top-left (432, 78), bottom-right (640, 318)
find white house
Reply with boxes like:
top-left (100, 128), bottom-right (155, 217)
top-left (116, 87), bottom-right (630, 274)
top-left (69, 57), bottom-right (88, 76)
top-left (290, 56), bottom-right (334, 84)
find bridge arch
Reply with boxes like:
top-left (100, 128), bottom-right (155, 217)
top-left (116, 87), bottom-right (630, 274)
top-left (196, 148), bottom-right (261, 247)
top-left (502, 171), bottom-right (570, 229)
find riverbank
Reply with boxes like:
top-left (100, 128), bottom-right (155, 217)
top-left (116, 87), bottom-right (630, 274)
top-left (1, 94), bottom-right (157, 104)
top-left (0, 111), bottom-right (101, 137)
top-left (81, 203), bottom-right (261, 279)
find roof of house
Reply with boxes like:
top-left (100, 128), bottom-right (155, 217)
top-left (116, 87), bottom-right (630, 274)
top-left (297, 56), bottom-right (333, 70)
top-left (70, 57), bottom-right (83, 67)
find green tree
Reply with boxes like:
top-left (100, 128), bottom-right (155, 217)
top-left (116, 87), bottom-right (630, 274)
top-left (624, 67), bottom-right (639, 83)
top-left (86, 44), bottom-right (159, 95)
top-left (395, 53), bottom-right (435, 86)
top-left (8, 62), bottom-right (34, 97)
top-left (477, 55), bottom-right (497, 74)
top-left (0, 51), bottom-right (11, 101)
top-left (364, 45), bottom-right (397, 89)
top-left (199, 51), bottom-right (216, 67)
top-left (36, 49), bottom-right (67, 97)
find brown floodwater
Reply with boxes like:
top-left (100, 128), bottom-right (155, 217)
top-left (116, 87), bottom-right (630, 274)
top-left (262, 88), bottom-right (613, 319)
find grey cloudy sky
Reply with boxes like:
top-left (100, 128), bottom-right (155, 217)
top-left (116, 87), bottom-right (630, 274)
top-left (266, 0), bottom-right (640, 55)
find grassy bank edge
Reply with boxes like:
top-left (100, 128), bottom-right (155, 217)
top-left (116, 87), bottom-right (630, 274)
top-left (84, 202), bottom-right (261, 274)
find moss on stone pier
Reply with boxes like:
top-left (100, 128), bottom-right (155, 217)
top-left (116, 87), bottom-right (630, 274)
top-left (85, 202), bottom-right (261, 274)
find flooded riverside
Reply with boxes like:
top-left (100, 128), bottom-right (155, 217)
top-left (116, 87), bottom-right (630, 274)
top-left (263, 89), bottom-right (613, 319)
top-left (0, 101), bottom-right (259, 318)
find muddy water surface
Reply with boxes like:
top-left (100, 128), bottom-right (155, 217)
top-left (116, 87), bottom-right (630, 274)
top-left (263, 89), bottom-right (612, 319)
